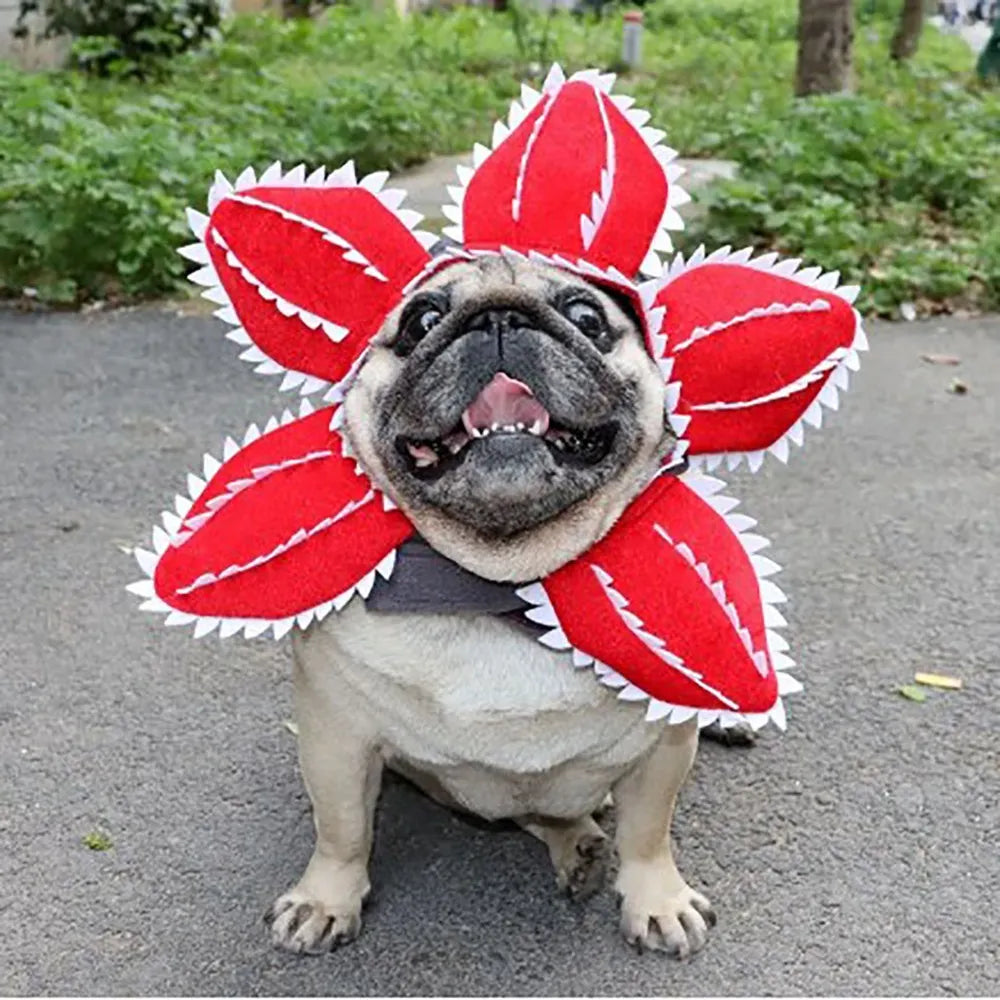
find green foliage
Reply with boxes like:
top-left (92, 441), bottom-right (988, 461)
top-left (1, 0), bottom-right (998, 314)
top-left (676, 16), bottom-right (1000, 314)
top-left (16, 0), bottom-right (220, 77)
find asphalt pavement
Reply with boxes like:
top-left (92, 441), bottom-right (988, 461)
top-left (1, 305), bottom-right (998, 995)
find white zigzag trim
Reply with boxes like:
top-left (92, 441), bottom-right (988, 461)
top-left (579, 87), bottom-right (616, 250)
top-left (514, 490), bottom-right (799, 732)
top-left (126, 404), bottom-right (402, 639)
top-left (438, 65), bottom-right (689, 272)
top-left (651, 524), bottom-right (770, 678)
top-left (175, 491), bottom-right (377, 596)
top-left (401, 247), bottom-right (476, 296)
top-left (682, 472), bottom-right (799, 721)
top-left (170, 400), bottom-right (363, 543)
top-left (645, 245), bottom-right (868, 473)
top-left (589, 564), bottom-right (742, 710)
top-left (185, 160), bottom-right (436, 396)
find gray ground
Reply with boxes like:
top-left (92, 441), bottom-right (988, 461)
top-left (1, 306), bottom-right (998, 996)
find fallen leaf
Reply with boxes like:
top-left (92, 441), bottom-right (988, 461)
top-left (948, 377), bottom-right (968, 395)
top-left (920, 353), bottom-right (961, 365)
top-left (82, 830), bottom-right (113, 851)
top-left (914, 672), bottom-right (962, 690)
top-left (898, 685), bottom-right (927, 703)
top-left (282, 719), bottom-right (299, 736)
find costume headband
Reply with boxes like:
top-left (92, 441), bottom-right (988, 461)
top-left (129, 65), bottom-right (867, 733)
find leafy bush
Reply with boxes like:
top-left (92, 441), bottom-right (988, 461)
top-left (15, 0), bottom-right (220, 76)
top-left (1, 0), bottom-right (998, 314)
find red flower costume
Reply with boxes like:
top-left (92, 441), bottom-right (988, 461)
top-left (129, 66), bottom-right (867, 732)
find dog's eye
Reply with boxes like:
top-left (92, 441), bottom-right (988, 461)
top-left (563, 299), bottom-right (606, 339)
top-left (405, 305), bottom-right (443, 340)
top-left (417, 307), bottom-right (443, 333)
top-left (394, 300), bottom-right (446, 356)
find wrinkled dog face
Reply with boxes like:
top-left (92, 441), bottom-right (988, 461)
top-left (346, 255), bottom-right (672, 575)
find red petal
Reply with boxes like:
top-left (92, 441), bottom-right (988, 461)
top-left (152, 408), bottom-right (413, 619)
top-left (204, 175), bottom-right (431, 386)
top-left (584, 96), bottom-right (669, 274)
top-left (461, 79), bottom-right (671, 276)
top-left (542, 476), bottom-right (779, 714)
top-left (658, 256), bottom-right (860, 458)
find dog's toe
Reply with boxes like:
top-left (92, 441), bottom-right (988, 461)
top-left (619, 885), bottom-right (715, 960)
top-left (563, 832), bottom-right (610, 901)
top-left (700, 719), bottom-right (757, 748)
top-left (267, 894), bottom-right (362, 955)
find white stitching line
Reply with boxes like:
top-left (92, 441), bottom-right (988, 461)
top-left (211, 230), bottom-right (350, 344)
top-left (651, 525), bottom-right (769, 678)
top-left (512, 92), bottom-right (555, 222)
top-left (511, 540), bottom-right (796, 731)
top-left (589, 563), bottom-right (742, 709)
top-left (580, 88), bottom-right (617, 250)
top-left (650, 245), bottom-right (866, 472)
top-left (688, 346), bottom-right (848, 412)
top-left (183, 448), bottom-right (337, 535)
top-left (174, 489), bottom-right (376, 596)
top-left (671, 299), bottom-right (832, 353)
top-left (225, 193), bottom-right (387, 281)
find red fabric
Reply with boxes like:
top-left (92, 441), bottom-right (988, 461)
top-left (181, 408), bottom-right (345, 528)
top-left (659, 262), bottom-right (857, 455)
top-left (153, 409), bottom-right (413, 618)
top-left (207, 185), bottom-right (431, 385)
top-left (133, 69), bottom-right (868, 727)
top-left (543, 476), bottom-right (777, 714)
top-left (462, 81), bottom-right (669, 276)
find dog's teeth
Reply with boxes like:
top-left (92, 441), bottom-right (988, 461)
top-left (491, 422), bottom-right (500, 432)
top-left (503, 424), bottom-right (516, 432)
top-left (516, 422), bottom-right (525, 432)
top-left (530, 420), bottom-right (544, 435)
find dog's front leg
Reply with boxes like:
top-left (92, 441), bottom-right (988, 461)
top-left (267, 652), bottom-right (382, 954)
top-left (613, 719), bottom-right (716, 959)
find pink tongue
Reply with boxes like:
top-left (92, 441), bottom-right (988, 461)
top-left (462, 373), bottom-right (550, 434)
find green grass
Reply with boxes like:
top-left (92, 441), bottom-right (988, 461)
top-left (1, 0), bottom-right (998, 314)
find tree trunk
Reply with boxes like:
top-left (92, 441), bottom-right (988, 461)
top-left (795, 0), bottom-right (854, 96)
top-left (891, 0), bottom-right (925, 61)
top-left (281, 0), bottom-right (310, 17)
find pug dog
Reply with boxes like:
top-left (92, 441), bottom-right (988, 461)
top-left (265, 253), bottom-right (717, 959)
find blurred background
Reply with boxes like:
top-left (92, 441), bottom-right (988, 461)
top-left (1, 0), bottom-right (998, 321)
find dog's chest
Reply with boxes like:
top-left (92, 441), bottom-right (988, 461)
top-left (302, 602), bottom-right (662, 818)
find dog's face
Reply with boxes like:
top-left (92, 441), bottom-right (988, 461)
top-left (345, 255), bottom-right (673, 580)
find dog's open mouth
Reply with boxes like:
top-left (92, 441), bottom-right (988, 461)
top-left (396, 373), bottom-right (616, 479)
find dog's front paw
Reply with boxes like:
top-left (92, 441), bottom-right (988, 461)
top-left (616, 859), bottom-right (716, 959)
top-left (265, 890), bottom-right (363, 955)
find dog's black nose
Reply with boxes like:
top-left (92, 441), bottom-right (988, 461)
top-left (463, 309), bottom-right (532, 335)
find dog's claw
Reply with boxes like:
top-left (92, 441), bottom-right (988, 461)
top-left (562, 832), bottom-right (610, 901)
top-left (617, 875), bottom-right (715, 960)
top-left (267, 895), bottom-right (363, 955)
